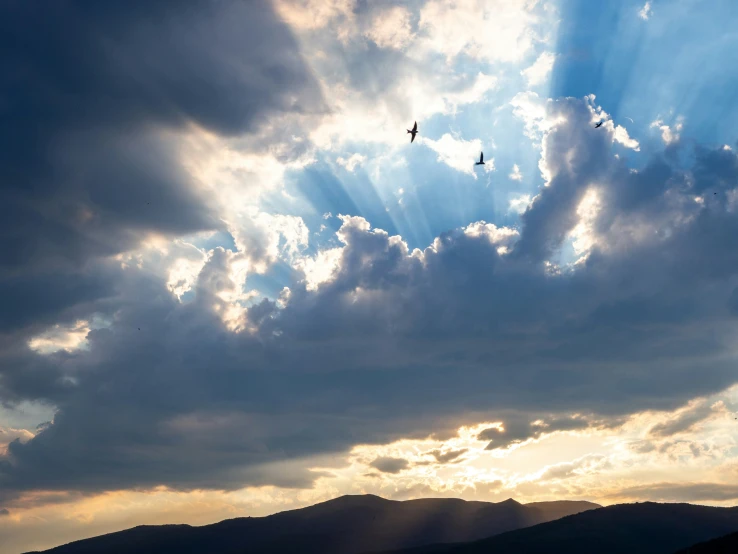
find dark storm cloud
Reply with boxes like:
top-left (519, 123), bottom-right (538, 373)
top-left (479, 416), bottom-right (592, 451)
top-left (0, 0), bottom-right (324, 336)
top-left (369, 457), bottom-right (411, 474)
top-left (3, 96), bottom-right (738, 501)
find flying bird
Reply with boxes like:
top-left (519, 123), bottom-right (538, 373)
top-left (407, 121), bottom-right (418, 143)
top-left (594, 121), bottom-right (604, 128)
top-left (475, 152), bottom-right (485, 166)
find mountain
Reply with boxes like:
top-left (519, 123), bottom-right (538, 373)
top-left (24, 494), bottom-right (600, 554)
top-left (675, 531), bottom-right (738, 553)
top-left (379, 502), bottom-right (738, 554)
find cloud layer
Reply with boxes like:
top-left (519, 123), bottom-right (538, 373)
top-left (3, 87), bottom-right (738, 505)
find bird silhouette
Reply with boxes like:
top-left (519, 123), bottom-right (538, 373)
top-left (475, 152), bottom-right (485, 166)
top-left (407, 121), bottom-right (418, 143)
top-left (594, 121), bottom-right (604, 128)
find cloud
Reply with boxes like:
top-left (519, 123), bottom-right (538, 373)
top-left (480, 416), bottom-right (593, 451)
top-left (428, 449), bottom-right (468, 464)
top-left (272, 2), bottom-right (508, 151)
top-left (4, 95), bottom-right (738, 504)
top-left (509, 194), bottom-right (532, 214)
top-left (648, 399), bottom-right (726, 437)
top-left (639, 2), bottom-right (653, 21)
top-left (309, 66), bottom-right (497, 149)
top-left (27, 321), bottom-right (92, 356)
top-left (364, 6), bottom-right (414, 50)
top-left (521, 52), bottom-right (556, 88)
top-left (538, 454), bottom-right (609, 481)
top-left (422, 133), bottom-right (488, 176)
top-left (0, 427), bottom-right (35, 453)
top-left (274, 0), bottom-right (355, 34)
top-left (509, 165), bottom-right (523, 181)
top-left (510, 91), bottom-right (557, 142)
top-left (418, 0), bottom-right (545, 64)
top-left (608, 482), bottom-right (738, 502)
top-left (0, 508), bottom-right (8, 516)
top-left (651, 117), bottom-right (684, 145)
top-left (369, 456), bottom-right (410, 474)
top-left (0, 0), bottom-right (324, 337)
top-left (295, 247), bottom-right (344, 291)
top-left (336, 154), bottom-right (368, 172)
top-left (613, 125), bottom-right (640, 151)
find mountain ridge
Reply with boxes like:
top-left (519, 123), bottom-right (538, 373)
top-left (23, 494), bottom-right (600, 554)
top-left (376, 501), bottom-right (738, 554)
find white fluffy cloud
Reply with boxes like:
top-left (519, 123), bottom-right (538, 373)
top-left (650, 117), bottom-right (684, 145)
top-left (613, 125), bottom-right (640, 151)
top-left (418, 0), bottom-right (545, 64)
top-left (364, 6), bottom-right (414, 49)
top-left (521, 51), bottom-right (556, 88)
top-left (273, 0), bottom-right (355, 34)
top-left (422, 133), bottom-right (491, 176)
top-left (509, 193), bottom-right (532, 214)
top-left (639, 1), bottom-right (653, 21)
top-left (510, 91), bottom-right (559, 143)
top-left (295, 247), bottom-right (344, 291)
top-left (336, 153), bottom-right (367, 172)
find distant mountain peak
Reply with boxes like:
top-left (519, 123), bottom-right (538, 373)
top-left (27, 494), bottom-right (604, 554)
top-left (319, 493), bottom-right (390, 505)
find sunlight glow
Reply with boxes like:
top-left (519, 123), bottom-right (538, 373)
top-left (28, 321), bottom-right (91, 355)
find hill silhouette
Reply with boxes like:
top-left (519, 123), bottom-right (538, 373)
top-left (675, 530), bottom-right (738, 553)
top-left (379, 502), bottom-right (738, 554)
top-left (24, 494), bottom-right (599, 554)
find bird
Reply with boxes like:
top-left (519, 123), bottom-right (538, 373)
top-left (138, 327), bottom-right (141, 331)
top-left (407, 121), bottom-right (418, 143)
top-left (594, 121), bottom-right (604, 128)
top-left (475, 152), bottom-right (485, 166)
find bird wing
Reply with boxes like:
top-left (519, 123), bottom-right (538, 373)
top-left (480, 152), bottom-right (484, 163)
top-left (411, 133), bottom-right (416, 143)
top-left (412, 121), bottom-right (417, 132)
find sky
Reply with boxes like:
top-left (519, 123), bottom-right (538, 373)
top-left (2, 0), bottom-right (738, 551)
